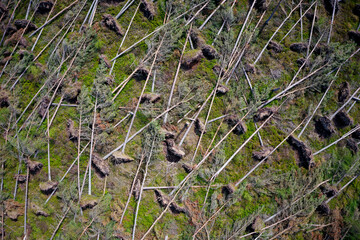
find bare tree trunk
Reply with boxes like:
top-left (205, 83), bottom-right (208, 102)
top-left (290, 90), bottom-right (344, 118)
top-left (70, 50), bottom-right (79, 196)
top-left (199, 0), bottom-right (226, 30)
top-left (47, 111), bottom-right (51, 181)
top-left (119, 155), bottom-right (145, 225)
top-left (163, 26), bottom-right (192, 124)
top-left (123, 36), bottom-right (165, 151)
top-left (0, 0), bottom-right (21, 46)
top-left (280, 1), bottom-right (317, 43)
top-left (307, 1), bottom-right (317, 57)
top-left (103, 98), bottom-right (190, 160)
top-left (115, 0), bottom-right (135, 19)
top-left (111, 1), bottom-right (207, 61)
top-left (88, 0), bottom-right (98, 27)
top-left (50, 206), bottom-right (70, 240)
top-left (132, 141), bottom-right (154, 240)
top-left (29, 0), bottom-right (80, 37)
top-left (253, 1), bottom-right (303, 65)
top-left (25, 0), bottom-right (33, 20)
top-left (24, 167), bottom-right (29, 238)
top-left (110, 2), bottom-right (140, 76)
top-left (31, 0), bottom-right (58, 51)
top-left (45, 142), bottom-right (90, 204)
top-left (88, 96), bottom-right (97, 195)
top-left (300, 4), bottom-right (303, 41)
top-left (77, 114), bottom-right (82, 200)
top-left (329, 88), bottom-right (360, 120)
top-left (327, 0), bottom-right (337, 44)
top-left (313, 125), bottom-right (360, 156)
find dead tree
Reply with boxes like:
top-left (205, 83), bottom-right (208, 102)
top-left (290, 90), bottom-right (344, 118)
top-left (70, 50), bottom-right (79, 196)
top-left (163, 25), bottom-right (192, 124)
top-left (88, 96), bottom-right (97, 195)
top-left (253, 1), bottom-right (304, 65)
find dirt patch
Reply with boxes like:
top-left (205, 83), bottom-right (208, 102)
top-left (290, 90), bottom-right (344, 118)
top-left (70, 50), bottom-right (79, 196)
top-left (249, 0), bottom-right (267, 12)
top-left (267, 41), bottom-right (282, 53)
top-left (39, 181), bottom-right (58, 195)
top-left (92, 153), bottom-right (110, 177)
top-left (225, 115), bottom-right (247, 135)
top-left (5, 199), bottom-right (24, 221)
top-left (111, 151), bottom-right (134, 164)
top-left (346, 138), bottom-right (358, 154)
top-left (66, 119), bottom-right (78, 141)
top-left (216, 85), bottom-right (229, 95)
top-left (314, 116), bottom-right (335, 138)
top-left (222, 183), bottom-right (235, 199)
top-left (252, 146), bottom-right (273, 161)
top-left (181, 50), bottom-right (203, 70)
top-left (63, 81), bottom-right (81, 103)
top-left (201, 45), bottom-right (217, 60)
top-left (290, 42), bottom-right (308, 53)
top-left (140, 0), bottom-right (156, 19)
top-left (348, 30), bottom-right (360, 45)
top-left (0, 90), bottom-right (10, 107)
top-left (254, 107), bottom-right (275, 122)
top-left (37, 1), bottom-right (53, 14)
top-left (80, 196), bottom-right (98, 210)
top-left (101, 14), bottom-right (123, 36)
top-left (286, 135), bottom-right (314, 169)
top-left (333, 111), bottom-right (353, 129)
top-left (316, 202), bottom-right (331, 215)
top-left (140, 93), bottom-right (161, 104)
top-left (14, 19), bottom-right (37, 32)
top-left (25, 158), bottom-right (43, 174)
top-left (165, 138), bottom-right (185, 162)
top-left (194, 118), bottom-right (206, 135)
top-left (338, 82), bottom-right (350, 102)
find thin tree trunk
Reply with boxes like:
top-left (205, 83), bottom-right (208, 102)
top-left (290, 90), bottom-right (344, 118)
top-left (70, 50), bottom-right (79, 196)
top-left (110, 2), bottom-right (140, 76)
top-left (77, 114), bottom-right (82, 200)
top-left (47, 111), bottom-right (51, 181)
top-left (25, 0), bottom-right (32, 20)
top-left (132, 141), bottom-right (154, 240)
top-left (0, 0), bottom-right (22, 46)
top-left (185, 0), bottom-right (210, 26)
top-left (24, 167), bottom-right (29, 238)
top-left (88, 96), bottom-right (97, 195)
top-left (88, 0), bottom-right (98, 27)
top-left (307, 1), bottom-right (317, 57)
top-left (111, 1), bottom-right (208, 61)
top-left (123, 35), bottom-right (165, 151)
top-left (199, 0), bottom-right (226, 30)
top-left (31, 0), bottom-right (58, 51)
top-left (327, 0), bottom-right (337, 44)
top-left (280, 1), bottom-right (316, 43)
top-left (300, 4), bottom-right (303, 41)
top-left (119, 155), bottom-right (145, 225)
top-left (230, 0), bottom-right (256, 59)
top-left (79, 0), bottom-right (95, 32)
top-left (253, 1), bottom-right (303, 65)
top-left (313, 125), bottom-right (360, 156)
top-left (115, 0), bottom-right (135, 19)
top-left (329, 88), bottom-right (360, 120)
top-left (50, 206), bottom-right (70, 240)
top-left (163, 26), bottom-right (192, 124)
top-left (103, 97), bottom-right (192, 160)
top-left (29, 0), bottom-right (80, 37)
top-left (45, 142), bottom-right (90, 204)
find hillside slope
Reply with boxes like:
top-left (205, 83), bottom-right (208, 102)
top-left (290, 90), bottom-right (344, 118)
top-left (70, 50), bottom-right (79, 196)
top-left (0, 0), bottom-right (360, 239)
